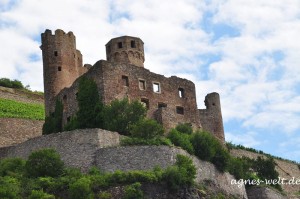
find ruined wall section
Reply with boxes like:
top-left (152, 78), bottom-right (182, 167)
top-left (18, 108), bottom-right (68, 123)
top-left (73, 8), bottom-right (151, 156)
top-left (41, 29), bottom-right (87, 115)
top-left (56, 60), bottom-right (200, 130)
top-left (106, 36), bottom-right (145, 67)
top-left (199, 92), bottom-right (225, 142)
top-left (99, 61), bottom-right (201, 131)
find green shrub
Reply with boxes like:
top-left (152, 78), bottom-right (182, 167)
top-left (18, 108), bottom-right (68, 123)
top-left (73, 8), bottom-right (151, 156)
top-left (98, 191), bottom-right (112, 199)
top-left (25, 148), bottom-right (64, 178)
top-left (103, 98), bottom-right (146, 135)
top-left (0, 158), bottom-right (25, 177)
top-left (28, 190), bottom-right (55, 199)
top-left (0, 176), bottom-right (20, 199)
top-left (167, 129), bottom-right (194, 154)
top-left (190, 131), bottom-right (217, 161)
top-left (0, 78), bottom-right (24, 89)
top-left (130, 119), bottom-right (164, 139)
top-left (69, 177), bottom-right (94, 199)
top-left (123, 182), bottom-right (144, 199)
top-left (162, 155), bottom-right (196, 191)
top-left (175, 123), bottom-right (193, 135)
top-left (42, 100), bottom-right (63, 134)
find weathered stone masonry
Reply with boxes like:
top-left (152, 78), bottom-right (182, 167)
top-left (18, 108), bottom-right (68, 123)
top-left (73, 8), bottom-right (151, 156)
top-left (41, 29), bottom-right (224, 141)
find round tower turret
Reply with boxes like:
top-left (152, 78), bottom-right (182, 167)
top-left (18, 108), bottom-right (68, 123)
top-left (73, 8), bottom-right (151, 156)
top-left (41, 29), bottom-right (83, 115)
top-left (105, 36), bottom-right (145, 67)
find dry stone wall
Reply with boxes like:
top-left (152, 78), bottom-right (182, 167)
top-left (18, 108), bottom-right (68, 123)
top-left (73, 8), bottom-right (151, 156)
top-left (0, 118), bottom-right (43, 147)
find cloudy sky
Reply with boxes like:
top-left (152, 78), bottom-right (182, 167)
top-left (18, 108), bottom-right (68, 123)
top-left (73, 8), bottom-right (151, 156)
top-left (1, 0), bottom-right (300, 161)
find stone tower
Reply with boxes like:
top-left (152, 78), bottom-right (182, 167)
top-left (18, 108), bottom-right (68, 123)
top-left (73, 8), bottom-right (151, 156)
top-left (41, 29), bottom-right (83, 115)
top-left (199, 92), bottom-right (225, 142)
top-left (105, 36), bottom-right (145, 67)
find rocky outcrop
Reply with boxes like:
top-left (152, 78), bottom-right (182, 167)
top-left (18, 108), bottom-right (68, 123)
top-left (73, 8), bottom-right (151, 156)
top-left (246, 186), bottom-right (287, 199)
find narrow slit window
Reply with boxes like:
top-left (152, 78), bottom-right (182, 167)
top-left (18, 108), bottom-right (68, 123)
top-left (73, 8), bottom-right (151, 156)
top-left (176, 106), bottom-right (184, 115)
top-left (139, 79), bottom-right (146, 90)
top-left (158, 102), bottom-right (167, 108)
top-left (122, 75), bottom-right (129, 86)
top-left (58, 66), bottom-right (62, 71)
top-left (141, 98), bottom-right (149, 109)
top-left (54, 51), bottom-right (58, 56)
top-left (178, 88), bottom-right (184, 98)
top-left (153, 82), bottom-right (160, 93)
top-left (118, 42), bottom-right (123, 48)
top-left (131, 40), bottom-right (136, 48)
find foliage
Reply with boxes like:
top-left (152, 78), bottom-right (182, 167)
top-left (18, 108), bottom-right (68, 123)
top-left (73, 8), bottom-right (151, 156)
top-left (42, 100), bottom-right (63, 134)
top-left (175, 123), bottom-right (193, 135)
top-left (69, 177), bottom-right (94, 199)
top-left (76, 77), bottom-right (104, 129)
top-left (130, 119), bottom-right (164, 139)
top-left (25, 148), bottom-right (64, 178)
top-left (0, 158), bottom-right (25, 177)
top-left (190, 131), bottom-right (230, 172)
top-left (228, 157), bottom-right (252, 180)
top-left (167, 129), bottom-right (194, 154)
top-left (0, 176), bottom-right (20, 199)
top-left (0, 98), bottom-right (44, 120)
top-left (162, 155), bottom-right (196, 191)
top-left (0, 78), bottom-right (24, 89)
top-left (121, 137), bottom-right (172, 146)
top-left (28, 190), bottom-right (55, 199)
top-left (123, 182), bottom-right (144, 199)
top-left (103, 98), bottom-right (146, 135)
top-left (98, 191), bottom-right (112, 199)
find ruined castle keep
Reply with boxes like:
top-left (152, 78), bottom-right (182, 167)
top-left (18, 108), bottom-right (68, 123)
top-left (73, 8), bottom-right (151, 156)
top-left (41, 29), bottom-right (225, 142)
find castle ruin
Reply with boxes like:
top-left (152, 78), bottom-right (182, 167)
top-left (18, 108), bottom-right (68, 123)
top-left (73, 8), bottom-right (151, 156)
top-left (41, 29), bottom-right (225, 142)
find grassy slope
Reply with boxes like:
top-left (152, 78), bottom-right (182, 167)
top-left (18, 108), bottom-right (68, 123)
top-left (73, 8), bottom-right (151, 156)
top-left (0, 98), bottom-right (45, 120)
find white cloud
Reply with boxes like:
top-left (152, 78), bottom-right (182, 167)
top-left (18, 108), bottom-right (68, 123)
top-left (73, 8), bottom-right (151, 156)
top-left (225, 131), bottom-right (261, 148)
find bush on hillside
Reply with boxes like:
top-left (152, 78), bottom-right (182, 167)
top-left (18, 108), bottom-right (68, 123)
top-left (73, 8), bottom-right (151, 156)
top-left (28, 190), bottom-right (55, 199)
top-left (25, 148), bottom-right (64, 178)
top-left (190, 131), bottom-right (230, 172)
top-left (0, 158), bottom-right (25, 177)
top-left (167, 129), bottom-right (194, 154)
top-left (130, 119), bottom-right (164, 139)
top-left (69, 177), bottom-right (93, 199)
top-left (123, 182), bottom-right (144, 199)
top-left (175, 123), bottom-right (193, 135)
top-left (0, 78), bottom-right (24, 89)
top-left (103, 98), bottom-right (146, 135)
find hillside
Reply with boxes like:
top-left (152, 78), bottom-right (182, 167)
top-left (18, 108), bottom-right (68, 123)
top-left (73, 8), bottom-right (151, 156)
top-left (0, 86), bottom-right (44, 147)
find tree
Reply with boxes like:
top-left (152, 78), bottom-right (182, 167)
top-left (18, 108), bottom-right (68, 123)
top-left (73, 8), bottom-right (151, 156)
top-left (130, 119), bottom-right (164, 139)
top-left (42, 100), bottom-right (63, 134)
top-left (103, 99), bottom-right (146, 135)
top-left (76, 77), bottom-right (103, 129)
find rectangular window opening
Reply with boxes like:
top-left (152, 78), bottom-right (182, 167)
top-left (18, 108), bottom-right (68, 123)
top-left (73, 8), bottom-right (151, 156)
top-left (54, 51), bottom-right (58, 56)
top-left (176, 106), bottom-right (184, 115)
top-left (122, 75), bottom-right (129, 86)
top-left (153, 82), bottom-right (161, 93)
top-left (139, 79), bottom-right (146, 90)
top-left (58, 66), bottom-right (62, 71)
top-left (118, 42), bottom-right (123, 48)
top-left (131, 40), bottom-right (136, 48)
top-left (178, 88), bottom-right (184, 98)
top-left (158, 102), bottom-right (167, 108)
top-left (141, 98), bottom-right (149, 109)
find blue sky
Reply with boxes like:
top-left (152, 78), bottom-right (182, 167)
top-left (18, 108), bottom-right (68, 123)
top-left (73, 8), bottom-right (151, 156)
top-left (1, 0), bottom-right (300, 161)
